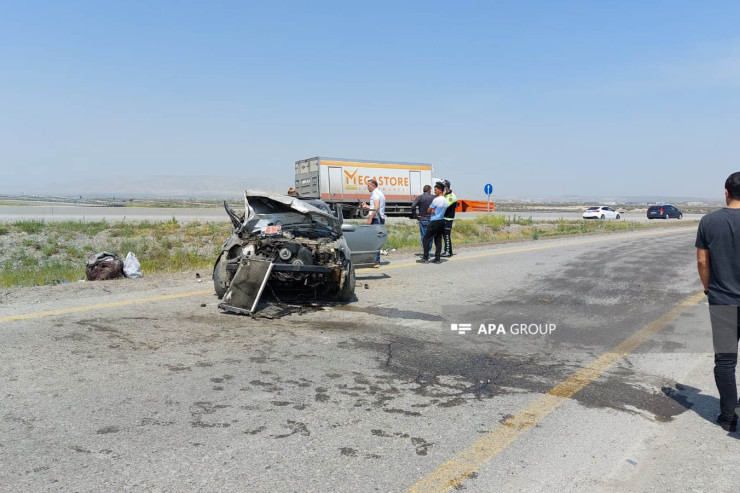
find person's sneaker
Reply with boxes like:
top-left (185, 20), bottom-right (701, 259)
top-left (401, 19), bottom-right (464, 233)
top-left (430, 258), bottom-right (442, 264)
top-left (372, 263), bottom-right (381, 268)
top-left (440, 252), bottom-right (451, 258)
top-left (717, 414), bottom-right (738, 432)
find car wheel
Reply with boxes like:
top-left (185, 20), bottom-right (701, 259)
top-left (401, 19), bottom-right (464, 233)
top-left (600, 214), bottom-right (605, 219)
top-left (335, 261), bottom-right (356, 301)
top-left (213, 252), bottom-right (233, 299)
top-left (678, 213), bottom-right (683, 219)
top-left (616, 213), bottom-right (620, 219)
top-left (664, 214), bottom-right (669, 219)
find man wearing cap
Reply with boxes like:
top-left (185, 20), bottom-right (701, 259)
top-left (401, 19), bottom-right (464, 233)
top-left (419, 182), bottom-right (448, 263)
top-left (441, 179), bottom-right (458, 257)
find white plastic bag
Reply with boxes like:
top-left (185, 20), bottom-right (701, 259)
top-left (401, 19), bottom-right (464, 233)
top-left (123, 252), bottom-right (143, 278)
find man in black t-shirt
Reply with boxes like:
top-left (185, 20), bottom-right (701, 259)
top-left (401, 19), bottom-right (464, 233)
top-left (411, 185), bottom-right (434, 257)
top-left (696, 171), bottom-right (740, 432)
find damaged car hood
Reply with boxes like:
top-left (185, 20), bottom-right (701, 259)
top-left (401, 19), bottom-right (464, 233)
top-left (242, 190), bottom-right (341, 235)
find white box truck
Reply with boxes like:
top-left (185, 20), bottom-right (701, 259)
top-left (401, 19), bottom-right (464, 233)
top-left (294, 157), bottom-right (434, 217)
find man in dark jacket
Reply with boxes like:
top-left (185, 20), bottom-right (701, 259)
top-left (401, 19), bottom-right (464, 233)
top-left (696, 171), bottom-right (740, 432)
top-left (411, 185), bottom-right (434, 257)
top-left (442, 180), bottom-right (458, 257)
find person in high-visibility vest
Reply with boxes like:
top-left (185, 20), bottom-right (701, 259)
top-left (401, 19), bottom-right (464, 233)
top-left (442, 179), bottom-right (457, 257)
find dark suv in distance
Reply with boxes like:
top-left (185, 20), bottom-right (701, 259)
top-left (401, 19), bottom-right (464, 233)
top-left (647, 204), bottom-right (683, 219)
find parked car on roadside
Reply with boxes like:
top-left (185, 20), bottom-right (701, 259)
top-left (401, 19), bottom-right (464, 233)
top-left (647, 204), bottom-right (683, 219)
top-left (583, 206), bottom-right (621, 220)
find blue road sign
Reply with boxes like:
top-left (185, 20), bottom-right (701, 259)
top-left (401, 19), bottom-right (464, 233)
top-left (484, 184), bottom-right (493, 195)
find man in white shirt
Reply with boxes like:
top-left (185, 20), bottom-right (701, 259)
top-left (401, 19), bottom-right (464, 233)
top-left (419, 182), bottom-right (448, 263)
top-left (362, 179), bottom-right (386, 267)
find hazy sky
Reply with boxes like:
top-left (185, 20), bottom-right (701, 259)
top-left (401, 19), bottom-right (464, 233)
top-left (2, 1), bottom-right (739, 200)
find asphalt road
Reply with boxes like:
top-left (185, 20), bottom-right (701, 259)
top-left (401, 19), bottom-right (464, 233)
top-left (2, 226), bottom-right (738, 492)
top-left (0, 204), bottom-right (704, 223)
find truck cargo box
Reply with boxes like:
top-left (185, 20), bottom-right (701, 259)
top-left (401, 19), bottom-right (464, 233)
top-left (295, 157), bottom-right (433, 217)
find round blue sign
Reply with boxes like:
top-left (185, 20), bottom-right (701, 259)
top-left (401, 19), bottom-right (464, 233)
top-left (484, 184), bottom-right (493, 195)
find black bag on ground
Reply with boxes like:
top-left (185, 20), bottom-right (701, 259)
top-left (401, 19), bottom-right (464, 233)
top-left (86, 252), bottom-right (124, 281)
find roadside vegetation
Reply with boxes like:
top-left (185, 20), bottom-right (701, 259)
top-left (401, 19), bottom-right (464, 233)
top-left (0, 219), bottom-right (231, 288)
top-left (381, 215), bottom-right (692, 250)
top-left (0, 216), bottom-right (696, 288)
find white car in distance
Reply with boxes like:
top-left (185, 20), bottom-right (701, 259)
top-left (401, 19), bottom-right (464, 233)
top-left (583, 206), bottom-right (621, 219)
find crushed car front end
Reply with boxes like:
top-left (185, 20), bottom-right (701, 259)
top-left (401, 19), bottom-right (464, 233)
top-left (213, 191), bottom-right (356, 311)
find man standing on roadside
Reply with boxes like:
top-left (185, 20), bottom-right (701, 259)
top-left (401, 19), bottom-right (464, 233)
top-left (442, 179), bottom-right (457, 257)
top-left (696, 171), bottom-right (740, 432)
top-left (411, 184), bottom-right (434, 257)
top-left (361, 179), bottom-right (386, 268)
top-left (419, 182), bottom-right (448, 264)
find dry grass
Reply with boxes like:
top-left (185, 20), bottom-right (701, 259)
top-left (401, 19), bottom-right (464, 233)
top-left (0, 215), bottom-right (696, 287)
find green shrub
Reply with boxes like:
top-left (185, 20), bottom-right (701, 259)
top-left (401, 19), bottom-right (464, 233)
top-left (0, 260), bottom-right (84, 287)
top-left (14, 220), bottom-right (45, 234)
top-left (51, 220), bottom-right (110, 236)
top-left (41, 241), bottom-right (60, 257)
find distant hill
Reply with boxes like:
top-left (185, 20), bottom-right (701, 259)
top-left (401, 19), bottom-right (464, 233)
top-left (496, 194), bottom-right (721, 205)
top-left (4, 175), bottom-right (721, 205)
top-left (26, 175), bottom-right (285, 199)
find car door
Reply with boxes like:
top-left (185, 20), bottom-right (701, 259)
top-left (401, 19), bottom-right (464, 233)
top-left (342, 224), bottom-right (388, 266)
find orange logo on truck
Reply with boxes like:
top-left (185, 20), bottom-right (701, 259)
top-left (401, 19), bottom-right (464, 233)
top-left (343, 168), bottom-right (410, 188)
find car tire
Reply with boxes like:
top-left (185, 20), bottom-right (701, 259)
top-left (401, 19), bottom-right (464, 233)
top-left (600, 214), bottom-right (605, 219)
top-left (616, 214), bottom-right (620, 219)
top-left (678, 213), bottom-right (683, 219)
top-left (664, 214), bottom-right (669, 219)
top-left (213, 252), bottom-right (233, 299)
top-left (335, 261), bottom-right (356, 302)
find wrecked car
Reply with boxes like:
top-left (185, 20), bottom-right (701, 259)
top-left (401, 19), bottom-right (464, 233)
top-left (213, 190), bottom-right (387, 312)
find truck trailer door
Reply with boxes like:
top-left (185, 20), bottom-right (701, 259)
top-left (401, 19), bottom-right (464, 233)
top-left (328, 166), bottom-right (343, 199)
top-left (409, 171), bottom-right (421, 198)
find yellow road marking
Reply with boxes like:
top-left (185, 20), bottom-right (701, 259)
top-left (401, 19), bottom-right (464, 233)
top-left (0, 290), bottom-right (213, 324)
top-left (407, 290), bottom-right (706, 492)
top-left (370, 226), bottom-right (693, 271)
top-left (2, 227), bottom-right (692, 323)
